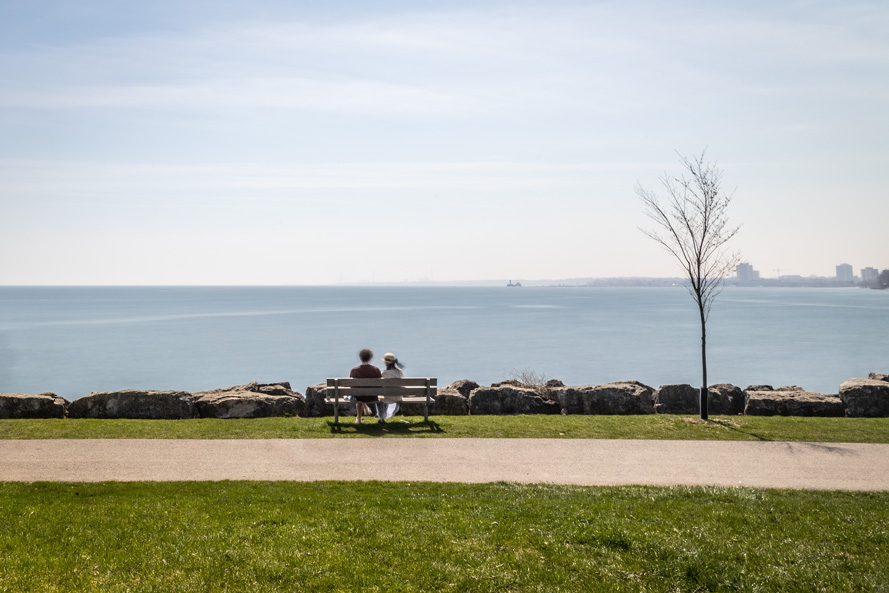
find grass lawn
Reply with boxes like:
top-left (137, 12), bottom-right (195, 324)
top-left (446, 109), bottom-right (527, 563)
top-left (1, 415), bottom-right (889, 442)
top-left (1, 481), bottom-right (886, 592)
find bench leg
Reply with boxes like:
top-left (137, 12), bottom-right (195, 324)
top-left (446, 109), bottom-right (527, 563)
top-left (424, 379), bottom-right (431, 422)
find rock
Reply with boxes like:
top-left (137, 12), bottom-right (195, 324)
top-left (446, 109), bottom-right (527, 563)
top-left (433, 380), bottom-right (477, 415)
top-left (653, 384), bottom-right (698, 414)
top-left (490, 379), bottom-right (524, 388)
top-left (744, 387), bottom-right (845, 417)
top-left (402, 380), bottom-right (475, 416)
top-left (745, 385), bottom-right (773, 391)
top-left (840, 379), bottom-right (889, 417)
top-left (469, 385), bottom-right (560, 415)
top-left (556, 381), bottom-right (655, 415)
top-left (427, 391), bottom-right (469, 415)
top-left (654, 384), bottom-right (746, 415)
top-left (446, 379), bottom-right (479, 399)
top-left (708, 384), bottom-right (746, 415)
top-left (255, 381), bottom-right (295, 395)
top-left (545, 379), bottom-right (565, 388)
top-left (304, 383), bottom-right (335, 417)
top-left (0, 392), bottom-right (68, 419)
top-left (868, 373), bottom-right (889, 383)
top-left (68, 390), bottom-right (197, 419)
top-left (194, 381), bottom-right (304, 419)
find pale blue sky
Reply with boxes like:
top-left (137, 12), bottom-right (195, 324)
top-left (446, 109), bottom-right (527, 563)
top-left (1, 0), bottom-right (887, 284)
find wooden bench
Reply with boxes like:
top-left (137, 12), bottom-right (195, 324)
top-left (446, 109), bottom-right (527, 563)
top-left (325, 377), bottom-right (437, 424)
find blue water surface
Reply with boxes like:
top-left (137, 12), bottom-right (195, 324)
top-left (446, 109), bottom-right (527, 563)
top-left (0, 286), bottom-right (886, 399)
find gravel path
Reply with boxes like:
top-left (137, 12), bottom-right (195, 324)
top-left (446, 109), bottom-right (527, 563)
top-left (3, 439), bottom-right (888, 490)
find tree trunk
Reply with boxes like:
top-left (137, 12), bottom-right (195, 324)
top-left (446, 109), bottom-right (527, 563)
top-left (699, 305), bottom-right (709, 420)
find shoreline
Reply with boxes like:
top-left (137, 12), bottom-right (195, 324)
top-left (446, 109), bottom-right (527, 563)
top-left (3, 375), bottom-right (888, 420)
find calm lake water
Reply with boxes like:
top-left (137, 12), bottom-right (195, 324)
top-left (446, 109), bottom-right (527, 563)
top-left (0, 286), bottom-right (886, 400)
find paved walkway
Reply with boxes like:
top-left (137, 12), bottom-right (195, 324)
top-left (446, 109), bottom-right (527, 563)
top-left (2, 439), bottom-right (888, 490)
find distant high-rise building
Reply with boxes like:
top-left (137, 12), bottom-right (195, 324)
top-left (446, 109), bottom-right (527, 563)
top-left (736, 262), bottom-right (760, 282)
top-left (836, 263), bottom-right (854, 283)
top-left (862, 267), bottom-right (879, 283)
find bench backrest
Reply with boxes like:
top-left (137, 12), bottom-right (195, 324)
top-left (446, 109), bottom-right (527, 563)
top-left (326, 377), bottom-right (437, 398)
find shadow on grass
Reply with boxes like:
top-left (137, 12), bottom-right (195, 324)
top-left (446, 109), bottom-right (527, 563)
top-left (689, 417), bottom-right (771, 441)
top-left (327, 419), bottom-right (444, 436)
top-left (683, 418), bottom-right (774, 441)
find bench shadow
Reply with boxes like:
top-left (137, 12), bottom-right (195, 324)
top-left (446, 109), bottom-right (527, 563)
top-left (327, 419), bottom-right (443, 435)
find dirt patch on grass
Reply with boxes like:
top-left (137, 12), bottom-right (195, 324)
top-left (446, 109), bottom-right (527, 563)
top-left (682, 417), bottom-right (742, 428)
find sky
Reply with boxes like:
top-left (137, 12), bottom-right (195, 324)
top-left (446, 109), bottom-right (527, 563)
top-left (1, 0), bottom-right (887, 285)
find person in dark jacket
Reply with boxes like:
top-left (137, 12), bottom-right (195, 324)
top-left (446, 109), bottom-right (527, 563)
top-left (350, 348), bottom-right (381, 424)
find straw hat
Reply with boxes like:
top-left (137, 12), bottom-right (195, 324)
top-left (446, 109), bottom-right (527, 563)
top-left (382, 353), bottom-right (397, 364)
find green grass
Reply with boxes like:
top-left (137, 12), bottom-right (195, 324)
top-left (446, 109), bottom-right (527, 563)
top-left (2, 415), bottom-right (889, 442)
top-left (0, 481), bottom-right (886, 592)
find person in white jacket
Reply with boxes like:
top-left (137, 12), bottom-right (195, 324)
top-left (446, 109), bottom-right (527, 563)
top-left (378, 352), bottom-right (404, 422)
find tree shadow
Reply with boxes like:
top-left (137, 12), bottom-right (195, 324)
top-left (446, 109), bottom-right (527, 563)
top-left (706, 417), bottom-right (771, 441)
top-left (327, 419), bottom-right (443, 436)
top-left (682, 417), bottom-right (772, 441)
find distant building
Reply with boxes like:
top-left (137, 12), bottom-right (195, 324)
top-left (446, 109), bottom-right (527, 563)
top-left (736, 262), bottom-right (760, 282)
top-left (836, 263), bottom-right (854, 283)
top-left (862, 267), bottom-right (879, 283)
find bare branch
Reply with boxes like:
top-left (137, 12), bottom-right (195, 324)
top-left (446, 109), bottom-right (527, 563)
top-left (637, 150), bottom-right (741, 419)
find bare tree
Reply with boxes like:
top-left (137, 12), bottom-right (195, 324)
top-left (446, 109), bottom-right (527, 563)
top-left (636, 151), bottom-right (740, 419)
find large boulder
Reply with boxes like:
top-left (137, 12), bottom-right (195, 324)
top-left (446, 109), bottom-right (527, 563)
top-left (445, 379), bottom-right (479, 400)
top-left (469, 385), bottom-right (560, 415)
top-left (653, 384), bottom-right (698, 414)
top-left (556, 381), bottom-right (655, 415)
top-left (744, 387), bottom-right (845, 417)
top-left (194, 381), bottom-right (304, 419)
top-left (868, 372), bottom-right (889, 383)
top-left (840, 379), bottom-right (889, 417)
top-left (402, 380), bottom-right (475, 416)
top-left (708, 384), bottom-right (746, 415)
top-left (654, 384), bottom-right (745, 415)
top-left (0, 392), bottom-right (68, 419)
top-left (304, 383), bottom-right (335, 417)
top-left (68, 390), bottom-right (198, 419)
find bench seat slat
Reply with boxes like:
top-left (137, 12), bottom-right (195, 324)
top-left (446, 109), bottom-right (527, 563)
top-left (327, 378), bottom-right (437, 388)
top-left (334, 387), bottom-right (437, 397)
top-left (324, 396), bottom-right (435, 405)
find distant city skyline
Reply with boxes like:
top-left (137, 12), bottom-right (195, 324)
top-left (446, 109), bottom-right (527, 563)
top-left (733, 260), bottom-right (887, 287)
top-left (2, 0), bottom-right (888, 285)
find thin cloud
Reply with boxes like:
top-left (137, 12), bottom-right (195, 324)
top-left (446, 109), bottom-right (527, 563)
top-left (2, 3), bottom-right (887, 120)
top-left (0, 77), bottom-right (476, 115)
top-left (0, 159), bottom-right (638, 196)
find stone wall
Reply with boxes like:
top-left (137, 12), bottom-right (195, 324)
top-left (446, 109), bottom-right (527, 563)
top-left (7, 382), bottom-right (308, 420)
top-left (3, 372), bottom-right (889, 418)
top-left (68, 390), bottom-right (199, 420)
